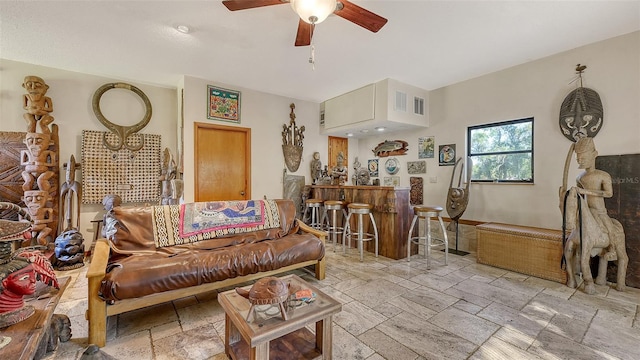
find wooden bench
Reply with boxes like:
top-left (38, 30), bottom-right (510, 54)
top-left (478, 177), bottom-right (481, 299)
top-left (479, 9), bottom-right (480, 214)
top-left (476, 222), bottom-right (567, 283)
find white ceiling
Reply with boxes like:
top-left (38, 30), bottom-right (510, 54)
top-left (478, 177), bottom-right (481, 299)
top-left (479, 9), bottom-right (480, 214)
top-left (1, 1), bottom-right (639, 103)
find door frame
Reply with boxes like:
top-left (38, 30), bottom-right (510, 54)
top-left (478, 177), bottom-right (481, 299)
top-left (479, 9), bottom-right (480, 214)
top-left (194, 122), bottom-right (251, 201)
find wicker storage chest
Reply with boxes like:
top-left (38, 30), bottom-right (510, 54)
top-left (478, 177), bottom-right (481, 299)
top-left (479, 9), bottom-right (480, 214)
top-left (476, 222), bottom-right (567, 283)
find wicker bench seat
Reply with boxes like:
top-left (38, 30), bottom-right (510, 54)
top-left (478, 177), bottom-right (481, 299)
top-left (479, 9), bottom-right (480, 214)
top-left (476, 222), bottom-right (567, 283)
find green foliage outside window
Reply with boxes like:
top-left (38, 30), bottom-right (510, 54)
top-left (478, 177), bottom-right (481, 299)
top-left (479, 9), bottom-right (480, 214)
top-left (467, 118), bottom-right (533, 182)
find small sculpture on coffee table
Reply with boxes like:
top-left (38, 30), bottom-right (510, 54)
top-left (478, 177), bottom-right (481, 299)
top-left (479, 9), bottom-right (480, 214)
top-left (235, 276), bottom-right (298, 322)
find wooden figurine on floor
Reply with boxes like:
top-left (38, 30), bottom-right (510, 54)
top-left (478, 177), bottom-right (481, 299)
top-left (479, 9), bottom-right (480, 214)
top-left (55, 155), bottom-right (85, 270)
top-left (561, 137), bottom-right (628, 294)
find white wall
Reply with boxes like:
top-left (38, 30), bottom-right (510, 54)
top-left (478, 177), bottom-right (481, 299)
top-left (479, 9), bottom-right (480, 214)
top-left (357, 31), bottom-right (640, 229)
top-left (2, 30), bottom-right (637, 243)
top-left (180, 75), bottom-right (327, 202)
top-left (0, 59), bottom-right (178, 241)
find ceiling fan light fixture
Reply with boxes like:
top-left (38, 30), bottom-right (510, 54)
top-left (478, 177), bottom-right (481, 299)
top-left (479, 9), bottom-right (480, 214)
top-left (290, 0), bottom-right (337, 24)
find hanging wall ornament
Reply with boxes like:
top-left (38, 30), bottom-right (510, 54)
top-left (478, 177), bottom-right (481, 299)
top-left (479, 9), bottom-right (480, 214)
top-left (559, 64), bottom-right (603, 142)
top-left (92, 82), bottom-right (152, 152)
top-left (281, 103), bottom-right (305, 172)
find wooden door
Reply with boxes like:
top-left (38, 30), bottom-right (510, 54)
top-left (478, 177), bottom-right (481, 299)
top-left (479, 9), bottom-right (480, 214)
top-left (328, 136), bottom-right (349, 172)
top-left (194, 123), bottom-right (251, 201)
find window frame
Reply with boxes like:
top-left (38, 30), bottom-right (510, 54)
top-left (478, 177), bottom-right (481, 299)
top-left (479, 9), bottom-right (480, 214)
top-left (467, 117), bottom-right (534, 183)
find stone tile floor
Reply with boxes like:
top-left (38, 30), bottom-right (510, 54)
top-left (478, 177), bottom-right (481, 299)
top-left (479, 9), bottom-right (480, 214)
top-left (44, 248), bottom-right (640, 360)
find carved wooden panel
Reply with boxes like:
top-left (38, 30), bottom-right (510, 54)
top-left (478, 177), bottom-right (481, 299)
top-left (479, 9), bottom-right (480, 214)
top-left (410, 177), bottom-right (423, 205)
top-left (596, 154), bottom-right (640, 288)
top-left (0, 132), bottom-right (27, 215)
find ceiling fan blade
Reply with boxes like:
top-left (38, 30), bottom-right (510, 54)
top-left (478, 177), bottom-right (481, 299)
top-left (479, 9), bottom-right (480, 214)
top-left (295, 19), bottom-right (313, 47)
top-left (222, 0), bottom-right (286, 11)
top-left (335, 0), bottom-right (388, 33)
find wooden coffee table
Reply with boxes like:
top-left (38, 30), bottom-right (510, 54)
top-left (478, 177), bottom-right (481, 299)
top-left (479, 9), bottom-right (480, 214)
top-left (218, 274), bottom-right (341, 360)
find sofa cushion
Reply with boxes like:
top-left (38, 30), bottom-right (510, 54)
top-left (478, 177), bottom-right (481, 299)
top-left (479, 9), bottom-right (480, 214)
top-left (99, 232), bottom-right (324, 301)
top-left (106, 199), bottom-right (299, 255)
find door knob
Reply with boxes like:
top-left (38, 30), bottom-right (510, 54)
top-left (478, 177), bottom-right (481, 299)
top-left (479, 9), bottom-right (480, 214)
top-left (240, 191), bottom-right (245, 196)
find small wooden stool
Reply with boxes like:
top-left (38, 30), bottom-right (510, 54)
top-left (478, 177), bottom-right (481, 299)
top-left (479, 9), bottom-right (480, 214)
top-left (303, 198), bottom-right (325, 230)
top-left (342, 203), bottom-right (378, 262)
top-left (407, 205), bottom-right (448, 269)
top-left (322, 200), bottom-right (348, 251)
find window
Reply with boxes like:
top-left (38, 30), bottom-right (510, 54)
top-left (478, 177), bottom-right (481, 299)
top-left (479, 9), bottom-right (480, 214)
top-left (467, 117), bottom-right (533, 183)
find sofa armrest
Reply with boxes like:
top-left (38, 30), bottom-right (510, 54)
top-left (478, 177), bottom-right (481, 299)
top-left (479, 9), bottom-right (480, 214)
top-left (296, 220), bottom-right (326, 280)
top-left (86, 238), bottom-right (110, 347)
top-left (297, 220), bottom-right (327, 243)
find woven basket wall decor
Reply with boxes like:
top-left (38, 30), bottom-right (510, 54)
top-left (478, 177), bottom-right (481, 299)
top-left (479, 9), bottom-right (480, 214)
top-left (81, 130), bottom-right (160, 204)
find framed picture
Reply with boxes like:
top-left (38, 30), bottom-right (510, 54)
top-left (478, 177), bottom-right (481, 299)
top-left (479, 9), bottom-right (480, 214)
top-left (368, 159), bottom-right (379, 177)
top-left (418, 136), bottom-right (435, 159)
top-left (439, 144), bottom-right (456, 166)
top-left (383, 176), bottom-right (400, 187)
top-left (207, 85), bottom-right (241, 123)
top-left (407, 160), bottom-right (426, 174)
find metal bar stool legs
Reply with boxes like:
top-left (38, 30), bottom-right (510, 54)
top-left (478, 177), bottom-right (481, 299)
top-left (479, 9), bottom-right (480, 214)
top-left (407, 206), bottom-right (448, 269)
top-left (324, 200), bottom-right (347, 252)
top-left (342, 203), bottom-right (378, 262)
top-left (303, 199), bottom-right (324, 230)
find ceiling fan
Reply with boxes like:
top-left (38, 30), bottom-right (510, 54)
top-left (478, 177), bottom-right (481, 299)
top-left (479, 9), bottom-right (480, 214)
top-left (222, 0), bottom-right (388, 46)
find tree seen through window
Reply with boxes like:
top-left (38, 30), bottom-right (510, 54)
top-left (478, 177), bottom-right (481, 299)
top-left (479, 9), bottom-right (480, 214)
top-left (467, 118), bottom-right (533, 183)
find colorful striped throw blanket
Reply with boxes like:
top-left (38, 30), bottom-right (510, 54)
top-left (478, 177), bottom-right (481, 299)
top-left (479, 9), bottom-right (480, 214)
top-left (151, 199), bottom-right (281, 248)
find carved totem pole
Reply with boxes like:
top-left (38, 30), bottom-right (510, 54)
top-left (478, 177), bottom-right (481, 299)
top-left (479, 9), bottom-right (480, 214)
top-left (20, 76), bottom-right (59, 247)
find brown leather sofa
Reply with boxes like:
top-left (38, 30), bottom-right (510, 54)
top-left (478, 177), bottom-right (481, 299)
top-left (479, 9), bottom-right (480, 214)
top-left (86, 199), bottom-right (326, 347)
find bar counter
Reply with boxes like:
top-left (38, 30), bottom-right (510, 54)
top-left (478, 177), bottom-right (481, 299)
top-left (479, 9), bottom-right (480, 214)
top-left (311, 185), bottom-right (414, 260)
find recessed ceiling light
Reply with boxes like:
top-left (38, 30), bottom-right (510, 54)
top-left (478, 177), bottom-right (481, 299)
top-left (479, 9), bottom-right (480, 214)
top-left (375, 127), bottom-right (385, 131)
top-left (346, 133), bottom-right (354, 137)
top-left (176, 25), bottom-right (190, 34)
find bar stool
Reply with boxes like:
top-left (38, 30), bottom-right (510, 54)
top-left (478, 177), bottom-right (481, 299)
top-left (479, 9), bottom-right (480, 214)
top-left (303, 198), bottom-right (324, 230)
top-left (322, 200), bottom-right (348, 251)
top-left (342, 203), bottom-right (379, 262)
top-left (407, 205), bottom-right (448, 269)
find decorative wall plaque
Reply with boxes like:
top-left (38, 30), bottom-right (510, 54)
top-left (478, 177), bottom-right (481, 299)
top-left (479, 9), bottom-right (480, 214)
top-left (559, 64), bottom-right (603, 142)
top-left (281, 103), bottom-right (304, 172)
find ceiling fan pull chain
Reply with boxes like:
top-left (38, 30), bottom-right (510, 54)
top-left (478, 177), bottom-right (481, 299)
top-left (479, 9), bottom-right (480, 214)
top-left (309, 22), bottom-right (316, 70)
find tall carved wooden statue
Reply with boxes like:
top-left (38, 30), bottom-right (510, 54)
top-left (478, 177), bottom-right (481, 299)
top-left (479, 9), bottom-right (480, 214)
top-left (20, 76), bottom-right (59, 247)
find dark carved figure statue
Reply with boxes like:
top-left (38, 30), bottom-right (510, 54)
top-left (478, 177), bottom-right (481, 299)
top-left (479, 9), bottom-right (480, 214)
top-left (54, 229), bottom-right (85, 270)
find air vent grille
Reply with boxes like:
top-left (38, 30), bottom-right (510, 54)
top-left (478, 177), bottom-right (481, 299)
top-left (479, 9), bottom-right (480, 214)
top-left (395, 91), bottom-right (407, 112)
top-left (414, 97), bottom-right (425, 115)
